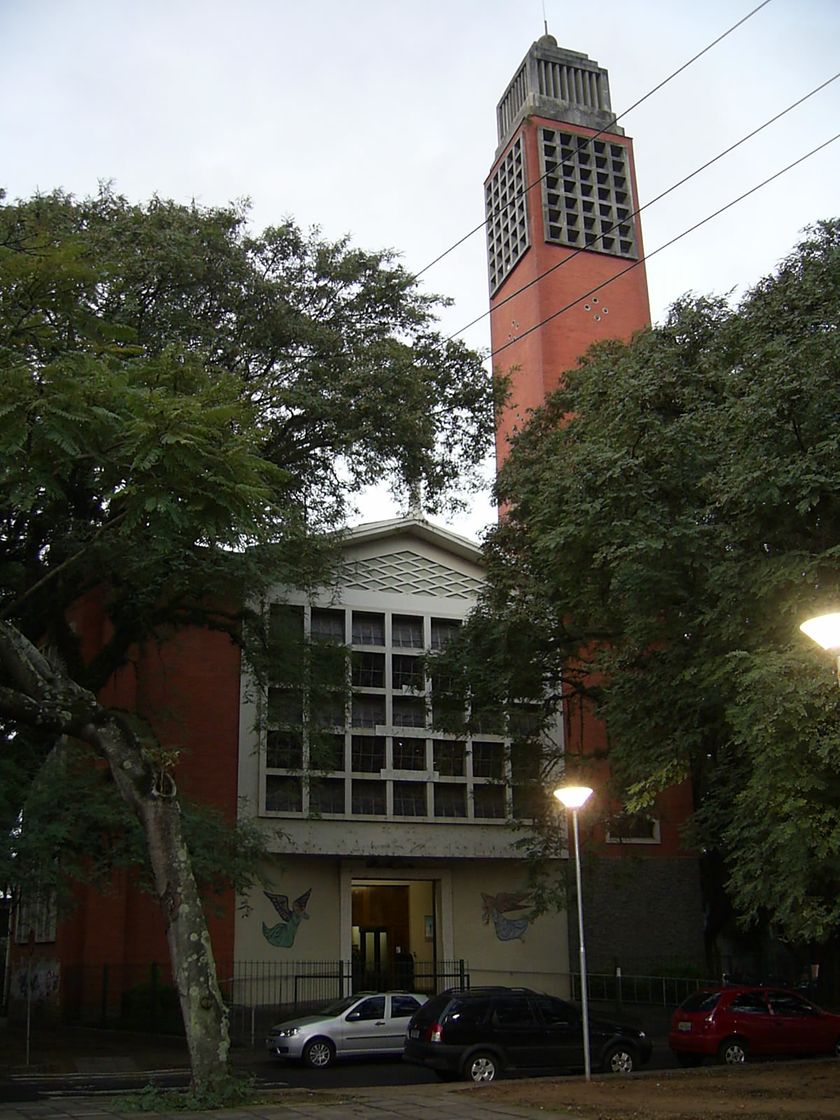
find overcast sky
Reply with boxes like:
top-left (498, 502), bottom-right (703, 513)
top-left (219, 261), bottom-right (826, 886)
top-left (2, 0), bottom-right (838, 538)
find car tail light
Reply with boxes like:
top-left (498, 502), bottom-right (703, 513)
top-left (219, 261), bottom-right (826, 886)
top-left (425, 1022), bottom-right (443, 1043)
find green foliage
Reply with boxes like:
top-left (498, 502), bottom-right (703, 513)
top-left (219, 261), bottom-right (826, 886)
top-left (0, 185), bottom-right (491, 900)
top-left (462, 219), bottom-right (840, 944)
top-left (118, 1074), bottom-right (258, 1112)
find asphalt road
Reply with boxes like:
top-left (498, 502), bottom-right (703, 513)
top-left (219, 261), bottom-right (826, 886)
top-left (0, 1048), bottom-right (682, 1103)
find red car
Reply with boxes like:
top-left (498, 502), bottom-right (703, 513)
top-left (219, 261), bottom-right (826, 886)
top-left (669, 985), bottom-right (840, 1066)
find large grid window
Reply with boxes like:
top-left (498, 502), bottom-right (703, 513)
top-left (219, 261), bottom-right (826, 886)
top-left (486, 135), bottom-right (530, 293)
top-left (540, 128), bottom-right (637, 258)
top-left (261, 604), bottom-right (518, 823)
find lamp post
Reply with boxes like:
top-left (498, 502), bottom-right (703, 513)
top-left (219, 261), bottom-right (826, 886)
top-left (554, 784), bottom-right (594, 1081)
top-left (799, 612), bottom-right (840, 686)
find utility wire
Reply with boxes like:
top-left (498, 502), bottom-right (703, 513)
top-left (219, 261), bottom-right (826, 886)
top-left (413, 0), bottom-right (774, 280)
top-left (451, 71), bottom-right (839, 339)
top-left (490, 131), bottom-right (840, 359)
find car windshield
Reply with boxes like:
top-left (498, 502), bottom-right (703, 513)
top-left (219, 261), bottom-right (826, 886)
top-left (679, 990), bottom-right (722, 1013)
top-left (321, 995), bottom-right (367, 1016)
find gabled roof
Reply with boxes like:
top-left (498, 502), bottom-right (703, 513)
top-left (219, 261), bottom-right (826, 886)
top-left (343, 515), bottom-right (483, 565)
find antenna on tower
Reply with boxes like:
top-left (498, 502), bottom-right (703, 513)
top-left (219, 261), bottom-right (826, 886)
top-left (542, 0), bottom-right (549, 35)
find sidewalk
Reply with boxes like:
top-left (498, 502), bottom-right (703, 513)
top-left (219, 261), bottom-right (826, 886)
top-left (0, 1082), bottom-right (558, 1120)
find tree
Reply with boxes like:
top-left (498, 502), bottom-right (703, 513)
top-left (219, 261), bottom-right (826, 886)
top-left (455, 220), bottom-right (840, 952)
top-left (0, 187), bottom-right (493, 1090)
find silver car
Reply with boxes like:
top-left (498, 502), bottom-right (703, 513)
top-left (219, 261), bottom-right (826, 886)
top-left (265, 991), bottom-right (429, 1068)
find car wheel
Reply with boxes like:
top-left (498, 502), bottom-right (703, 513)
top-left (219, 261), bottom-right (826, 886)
top-left (302, 1037), bottom-right (336, 1069)
top-left (675, 1052), bottom-right (704, 1068)
top-left (464, 1051), bottom-right (500, 1083)
top-left (717, 1037), bottom-right (747, 1065)
top-left (602, 1044), bottom-right (636, 1074)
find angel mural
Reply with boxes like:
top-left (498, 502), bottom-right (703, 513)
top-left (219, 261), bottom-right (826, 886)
top-left (262, 888), bottom-right (311, 948)
top-left (480, 889), bottom-right (535, 942)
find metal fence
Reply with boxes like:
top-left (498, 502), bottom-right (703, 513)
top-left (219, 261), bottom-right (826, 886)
top-left (572, 970), bottom-right (717, 1009)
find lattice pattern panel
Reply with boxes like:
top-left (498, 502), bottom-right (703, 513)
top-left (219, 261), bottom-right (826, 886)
top-left (540, 127), bottom-right (637, 258)
top-left (485, 135), bottom-right (530, 293)
top-left (343, 551), bottom-right (482, 599)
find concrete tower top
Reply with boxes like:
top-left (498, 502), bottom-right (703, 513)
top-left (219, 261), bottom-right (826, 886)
top-left (495, 37), bottom-right (622, 155)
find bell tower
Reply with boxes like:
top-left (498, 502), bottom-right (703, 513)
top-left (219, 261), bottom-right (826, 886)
top-left (486, 35), bottom-right (651, 461)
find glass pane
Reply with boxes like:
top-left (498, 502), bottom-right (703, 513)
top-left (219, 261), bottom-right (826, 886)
top-left (311, 608), bottom-right (345, 642)
top-left (352, 780), bottom-right (386, 815)
top-left (309, 778), bottom-right (345, 815)
top-left (392, 615), bottom-right (423, 648)
top-left (266, 730), bottom-right (303, 769)
top-left (430, 618), bottom-right (460, 650)
top-left (434, 784), bottom-right (466, 818)
top-left (267, 687), bottom-right (303, 726)
top-left (393, 737), bottom-right (427, 770)
top-left (434, 740), bottom-right (465, 776)
top-left (472, 741), bottom-right (504, 778)
top-left (474, 785), bottom-right (506, 819)
top-left (352, 651), bottom-right (385, 688)
top-left (351, 736), bottom-right (386, 773)
top-left (394, 781), bottom-right (427, 816)
top-left (392, 654), bottom-right (424, 691)
top-left (265, 776), bottom-right (302, 812)
top-left (393, 697), bottom-right (426, 728)
top-left (352, 612), bottom-right (385, 646)
top-left (351, 695), bottom-right (385, 727)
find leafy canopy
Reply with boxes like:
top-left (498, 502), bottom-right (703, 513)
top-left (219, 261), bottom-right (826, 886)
top-left (458, 219), bottom-right (840, 943)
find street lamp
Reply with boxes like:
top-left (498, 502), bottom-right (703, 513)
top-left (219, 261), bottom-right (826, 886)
top-left (800, 612), bottom-right (840, 685)
top-left (554, 783), bottom-right (594, 1081)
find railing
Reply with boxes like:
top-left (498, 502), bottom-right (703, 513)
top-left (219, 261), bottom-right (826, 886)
top-left (571, 970), bottom-right (717, 1009)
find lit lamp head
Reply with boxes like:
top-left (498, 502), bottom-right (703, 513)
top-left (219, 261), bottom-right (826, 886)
top-left (800, 612), bottom-right (840, 686)
top-left (553, 785), bottom-right (594, 810)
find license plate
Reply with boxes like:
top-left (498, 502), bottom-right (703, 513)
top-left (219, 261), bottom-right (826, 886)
top-left (678, 1021), bottom-right (692, 1032)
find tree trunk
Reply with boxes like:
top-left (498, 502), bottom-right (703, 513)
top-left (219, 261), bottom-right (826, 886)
top-left (0, 622), bottom-right (231, 1093)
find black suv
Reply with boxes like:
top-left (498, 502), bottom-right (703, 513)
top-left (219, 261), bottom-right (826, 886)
top-left (403, 986), bottom-right (651, 1082)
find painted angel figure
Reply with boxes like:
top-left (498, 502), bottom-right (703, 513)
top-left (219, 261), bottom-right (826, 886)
top-left (481, 890), bottom-right (534, 942)
top-left (262, 888), bottom-right (311, 948)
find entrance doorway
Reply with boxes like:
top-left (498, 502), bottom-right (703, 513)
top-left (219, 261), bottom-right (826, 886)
top-left (351, 880), bottom-right (435, 991)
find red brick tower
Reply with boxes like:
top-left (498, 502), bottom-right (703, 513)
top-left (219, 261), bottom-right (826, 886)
top-left (486, 35), bottom-right (651, 462)
top-left (486, 38), bottom-right (705, 974)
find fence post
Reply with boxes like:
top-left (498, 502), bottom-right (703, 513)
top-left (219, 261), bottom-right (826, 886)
top-left (101, 964), bottom-right (109, 1026)
top-left (150, 961), bottom-right (159, 1029)
top-left (458, 959), bottom-right (466, 991)
top-left (615, 963), bottom-right (623, 1012)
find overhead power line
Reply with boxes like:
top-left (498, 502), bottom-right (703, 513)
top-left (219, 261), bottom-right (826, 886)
top-left (490, 131), bottom-right (840, 359)
top-left (413, 0), bottom-right (774, 281)
top-left (451, 71), bottom-right (839, 340)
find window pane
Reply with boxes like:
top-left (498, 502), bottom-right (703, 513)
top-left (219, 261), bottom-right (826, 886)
top-left (394, 781), bottom-right (427, 816)
top-left (265, 776), bottom-right (302, 812)
top-left (392, 654), bottom-right (424, 691)
top-left (393, 737), bottom-right (427, 770)
top-left (351, 695), bottom-right (385, 727)
top-left (434, 740), bottom-right (465, 776)
top-left (352, 612), bottom-right (385, 646)
top-left (311, 693), bottom-right (346, 728)
top-left (472, 741), bottom-right (504, 778)
top-left (393, 697), bottom-right (426, 728)
top-left (309, 778), bottom-right (346, 815)
top-left (311, 608), bottom-right (345, 642)
top-left (474, 785), bottom-right (506, 819)
top-left (434, 784), bottom-right (466, 818)
top-left (266, 730), bottom-right (303, 769)
top-left (430, 618), bottom-right (460, 650)
top-left (351, 736), bottom-right (386, 773)
top-left (392, 615), bottom-right (423, 648)
top-left (352, 780), bottom-right (386, 815)
top-left (352, 651), bottom-right (385, 688)
top-left (309, 732), bottom-right (344, 771)
top-left (267, 687), bottom-right (303, 726)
